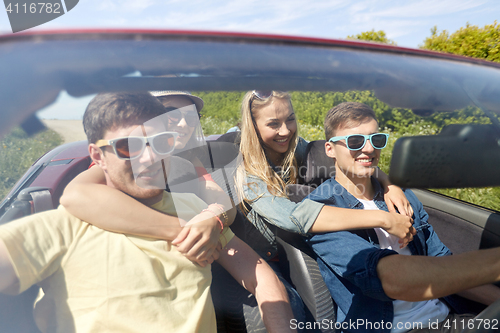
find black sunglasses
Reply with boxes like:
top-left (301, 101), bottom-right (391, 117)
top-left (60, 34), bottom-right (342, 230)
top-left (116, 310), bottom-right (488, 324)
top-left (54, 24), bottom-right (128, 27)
top-left (165, 106), bottom-right (200, 127)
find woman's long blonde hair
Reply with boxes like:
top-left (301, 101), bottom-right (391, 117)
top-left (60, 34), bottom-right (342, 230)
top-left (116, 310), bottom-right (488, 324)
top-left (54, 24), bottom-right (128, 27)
top-left (235, 91), bottom-right (299, 207)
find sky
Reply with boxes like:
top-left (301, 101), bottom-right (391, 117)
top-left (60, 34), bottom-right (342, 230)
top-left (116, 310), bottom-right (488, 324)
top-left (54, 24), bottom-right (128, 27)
top-left (1, 0), bottom-right (497, 119)
top-left (1, 0), bottom-right (498, 48)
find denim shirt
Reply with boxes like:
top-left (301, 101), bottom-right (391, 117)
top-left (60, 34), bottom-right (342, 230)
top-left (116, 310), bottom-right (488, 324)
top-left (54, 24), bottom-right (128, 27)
top-left (237, 137), bottom-right (324, 260)
top-left (305, 177), bottom-right (452, 332)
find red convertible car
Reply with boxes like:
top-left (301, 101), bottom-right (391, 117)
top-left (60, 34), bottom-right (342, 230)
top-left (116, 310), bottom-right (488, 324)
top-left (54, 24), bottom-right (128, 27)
top-left (0, 30), bottom-right (500, 332)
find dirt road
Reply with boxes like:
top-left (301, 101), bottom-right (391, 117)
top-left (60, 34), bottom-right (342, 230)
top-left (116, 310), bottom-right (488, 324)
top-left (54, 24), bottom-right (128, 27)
top-left (42, 120), bottom-right (87, 144)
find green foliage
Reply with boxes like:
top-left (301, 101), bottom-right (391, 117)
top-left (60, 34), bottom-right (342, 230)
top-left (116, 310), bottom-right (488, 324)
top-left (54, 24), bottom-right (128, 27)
top-left (430, 105), bottom-right (494, 127)
top-left (0, 128), bottom-right (62, 199)
top-left (201, 116), bottom-right (236, 136)
top-left (193, 91), bottom-right (245, 126)
top-left (432, 187), bottom-right (500, 212)
top-left (421, 21), bottom-right (500, 63)
top-left (298, 121), bottom-right (324, 141)
top-left (291, 90), bottom-right (424, 132)
top-left (347, 30), bottom-right (397, 45)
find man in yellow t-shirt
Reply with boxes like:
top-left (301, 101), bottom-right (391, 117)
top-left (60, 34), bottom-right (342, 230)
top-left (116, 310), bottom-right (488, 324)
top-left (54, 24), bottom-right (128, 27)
top-left (0, 92), bottom-right (295, 333)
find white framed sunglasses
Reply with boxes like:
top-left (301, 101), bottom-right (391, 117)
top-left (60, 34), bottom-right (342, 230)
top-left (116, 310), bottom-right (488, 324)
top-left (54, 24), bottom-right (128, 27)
top-left (96, 131), bottom-right (179, 160)
top-left (249, 90), bottom-right (273, 109)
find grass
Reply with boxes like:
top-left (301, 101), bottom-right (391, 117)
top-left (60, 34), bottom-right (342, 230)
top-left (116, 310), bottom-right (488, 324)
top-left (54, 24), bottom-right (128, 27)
top-left (298, 120), bottom-right (500, 212)
top-left (200, 116), bottom-right (237, 136)
top-left (0, 127), bottom-right (62, 200)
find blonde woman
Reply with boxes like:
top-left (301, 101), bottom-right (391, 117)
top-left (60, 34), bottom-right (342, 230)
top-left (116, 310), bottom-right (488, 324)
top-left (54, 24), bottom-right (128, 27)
top-left (60, 91), bottom-right (235, 265)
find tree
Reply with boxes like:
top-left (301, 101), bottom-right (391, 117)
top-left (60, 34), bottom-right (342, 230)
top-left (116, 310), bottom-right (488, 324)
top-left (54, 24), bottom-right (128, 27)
top-left (421, 21), bottom-right (500, 62)
top-left (346, 30), bottom-right (397, 45)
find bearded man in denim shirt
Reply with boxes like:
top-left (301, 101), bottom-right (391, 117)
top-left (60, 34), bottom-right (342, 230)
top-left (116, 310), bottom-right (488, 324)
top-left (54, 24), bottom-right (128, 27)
top-left (305, 102), bottom-right (500, 333)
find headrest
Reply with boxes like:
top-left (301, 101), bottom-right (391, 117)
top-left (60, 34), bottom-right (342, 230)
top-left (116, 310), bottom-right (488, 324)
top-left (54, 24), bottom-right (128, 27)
top-left (301, 140), bottom-right (335, 187)
top-left (216, 131), bottom-right (241, 145)
top-left (206, 141), bottom-right (241, 169)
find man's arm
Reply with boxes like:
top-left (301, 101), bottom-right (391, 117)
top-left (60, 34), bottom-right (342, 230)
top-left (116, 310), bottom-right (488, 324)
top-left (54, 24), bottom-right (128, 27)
top-left (457, 284), bottom-right (500, 305)
top-left (62, 167), bottom-right (223, 263)
top-left (60, 167), bottom-right (184, 240)
top-left (0, 239), bottom-right (19, 294)
top-left (309, 205), bottom-right (414, 241)
top-left (377, 248), bottom-right (500, 302)
top-left (216, 236), bottom-right (296, 333)
top-left (378, 190), bottom-right (500, 303)
top-left (246, 177), bottom-right (414, 240)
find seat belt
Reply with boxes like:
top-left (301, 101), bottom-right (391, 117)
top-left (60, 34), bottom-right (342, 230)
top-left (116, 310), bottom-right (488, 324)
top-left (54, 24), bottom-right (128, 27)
top-left (30, 190), bottom-right (53, 213)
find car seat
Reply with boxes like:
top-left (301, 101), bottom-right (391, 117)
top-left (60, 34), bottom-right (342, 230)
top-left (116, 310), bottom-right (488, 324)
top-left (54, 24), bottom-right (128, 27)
top-left (208, 137), bottom-right (337, 332)
top-left (282, 140), bottom-right (337, 330)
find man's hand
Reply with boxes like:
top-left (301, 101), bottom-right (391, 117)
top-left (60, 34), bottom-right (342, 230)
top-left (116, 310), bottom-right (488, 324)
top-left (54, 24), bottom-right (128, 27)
top-left (383, 212), bottom-right (416, 248)
top-left (384, 184), bottom-right (414, 217)
top-left (172, 211), bottom-right (222, 267)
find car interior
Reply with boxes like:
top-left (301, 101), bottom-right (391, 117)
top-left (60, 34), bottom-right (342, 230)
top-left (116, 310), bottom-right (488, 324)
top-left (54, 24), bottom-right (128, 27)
top-left (1, 133), bottom-right (500, 332)
top-left (1, 32), bottom-right (500, 332)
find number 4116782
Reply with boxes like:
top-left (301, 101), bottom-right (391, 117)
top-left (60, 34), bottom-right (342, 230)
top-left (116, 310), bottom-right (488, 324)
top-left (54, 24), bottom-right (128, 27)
top-left (5, 2), bottom-right (62, 14)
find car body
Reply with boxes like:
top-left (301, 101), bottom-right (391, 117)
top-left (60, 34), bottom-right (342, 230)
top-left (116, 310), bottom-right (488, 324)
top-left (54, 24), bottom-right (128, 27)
top-left (1, 30), bottom-right (500, 332)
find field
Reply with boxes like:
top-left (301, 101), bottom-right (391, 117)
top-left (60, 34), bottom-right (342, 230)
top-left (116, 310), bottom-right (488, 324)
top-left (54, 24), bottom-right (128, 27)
top-left (1, 90), bottom-right (499, 212)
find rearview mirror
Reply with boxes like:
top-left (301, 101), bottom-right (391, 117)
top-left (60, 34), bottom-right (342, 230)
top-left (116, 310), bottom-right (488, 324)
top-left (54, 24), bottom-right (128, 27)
top-left (389, 124), bottom-right (500, 188)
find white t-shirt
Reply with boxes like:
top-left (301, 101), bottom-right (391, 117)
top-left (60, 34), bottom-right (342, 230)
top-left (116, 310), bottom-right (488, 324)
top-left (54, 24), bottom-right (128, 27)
top-left (358, 198), bottom-right (449, 333)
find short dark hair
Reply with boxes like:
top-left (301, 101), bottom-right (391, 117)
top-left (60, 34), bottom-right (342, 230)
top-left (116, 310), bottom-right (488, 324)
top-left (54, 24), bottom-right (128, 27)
top-left (324, 102), bottom-right (377, 140)
top-left (83, 92), bottom-right (166, 144)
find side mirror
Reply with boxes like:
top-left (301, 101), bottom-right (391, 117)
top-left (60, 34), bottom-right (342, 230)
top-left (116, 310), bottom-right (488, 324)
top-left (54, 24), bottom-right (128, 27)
top-left (389, 124), bottom-right (500, 188)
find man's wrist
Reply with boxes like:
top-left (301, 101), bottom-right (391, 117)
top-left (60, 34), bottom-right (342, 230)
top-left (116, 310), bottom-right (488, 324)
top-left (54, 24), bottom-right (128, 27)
top-left (162, 217), bottom-right (183, 240)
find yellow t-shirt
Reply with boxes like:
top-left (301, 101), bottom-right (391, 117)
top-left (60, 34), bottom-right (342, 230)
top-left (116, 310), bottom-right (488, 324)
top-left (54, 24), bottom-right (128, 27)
top-left (0, 191), bottom-right (234, 333)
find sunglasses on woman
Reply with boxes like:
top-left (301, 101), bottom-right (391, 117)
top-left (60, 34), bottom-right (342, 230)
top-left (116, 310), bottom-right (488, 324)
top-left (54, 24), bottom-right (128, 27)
top-left (96, 131), bottom-right (179, 160)
top-left (329, 133), bottom-right (389, 151)
top-left (165, 106), bottom-right (200, 127)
